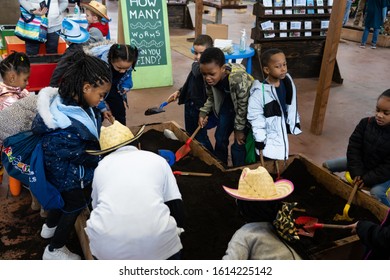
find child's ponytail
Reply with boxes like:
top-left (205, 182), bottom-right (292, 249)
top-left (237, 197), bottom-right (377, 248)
top-left (108, 44), bottom-right (138, 71)
top-left (0, 52), bottom-right (30, 78)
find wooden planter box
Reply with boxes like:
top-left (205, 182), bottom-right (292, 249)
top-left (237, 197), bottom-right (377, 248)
top-left (341, 27), bottom-right (390, 47)
top-left (75, 121), bottom-right (389, 260)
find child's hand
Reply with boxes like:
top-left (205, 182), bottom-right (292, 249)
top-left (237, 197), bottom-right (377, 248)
top-left (255, 142), bottom-right (265, 150)
top-left (167, 91), bottom-right (180, 103)
top-left (103, 111), bottom-right (115, 124)
top-left (353, 176), bottom-right (365, 189)
top-left (198, 116), bottom-right (208, 128)
top-left (344, 222), bottom-right (358, 234)
top-left (33, 7), bottom-right (48, 16)
top-left (234, 130), bottom-right (246, 145)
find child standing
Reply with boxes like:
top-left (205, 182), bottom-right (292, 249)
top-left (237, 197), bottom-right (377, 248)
top-left (81, 0), bottom-right (110, 39)
top-left (247, 48), bottom-right (301, 161)
top-left (50, 18), bottom-right (90, 87)
top-left (85, 43), bottom-right (138, 125)
top-left (31, 52), bottom-right (112, 260)
top-left (167, 34), bottom-right (213, 152)
top-left (360, 0), bottom-right (387, 49)
top-left (198, 47), bottom-right (254, 167)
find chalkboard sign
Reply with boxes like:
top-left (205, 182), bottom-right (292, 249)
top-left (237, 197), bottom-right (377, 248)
top-left (119, 0), bottom-right (173, 89)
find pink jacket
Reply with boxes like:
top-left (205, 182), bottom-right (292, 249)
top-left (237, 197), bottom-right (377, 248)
top-left (0, 82), bottom-right (30, 111)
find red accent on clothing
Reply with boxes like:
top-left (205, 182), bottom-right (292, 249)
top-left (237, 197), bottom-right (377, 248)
top-left (88, 22), bottom-right (109, 37)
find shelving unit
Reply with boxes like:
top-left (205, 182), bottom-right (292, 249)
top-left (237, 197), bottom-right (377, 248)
top-left (250, 1), bottom-right (343, 83)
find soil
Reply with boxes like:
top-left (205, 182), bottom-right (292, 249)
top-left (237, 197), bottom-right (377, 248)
top-left (0, 129), bottom-right (380, 260)
top-left (0, 190), bottom-right (82, 260)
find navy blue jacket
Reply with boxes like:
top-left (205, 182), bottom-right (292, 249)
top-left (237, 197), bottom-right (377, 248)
top-left (31, 87), bottom-right (101, 192)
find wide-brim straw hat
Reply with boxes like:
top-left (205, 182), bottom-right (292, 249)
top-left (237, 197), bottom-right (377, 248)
top-left (81, 0), bottom-right (110, 21)
top-left (58, 18), bottom-right (90, 44)
top-left (223, 166), bottom-right (294, 201)
top-left (86, 121), bottom-right (145, 155)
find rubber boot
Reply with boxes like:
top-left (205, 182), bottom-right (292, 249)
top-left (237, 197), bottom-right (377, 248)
top-left (9, 176), bottom-right (22, 196)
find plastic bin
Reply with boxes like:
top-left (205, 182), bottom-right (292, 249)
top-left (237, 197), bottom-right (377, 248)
top-left (0, 25), bottom-right (15, 54)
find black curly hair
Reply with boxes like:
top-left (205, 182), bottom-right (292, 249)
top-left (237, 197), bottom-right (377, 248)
top-left (108, 44), bottom-right (139, 71)
top-left (0, 52), bottom-right (30, 78)
top-left (58, 51), bottom-right (112, 107)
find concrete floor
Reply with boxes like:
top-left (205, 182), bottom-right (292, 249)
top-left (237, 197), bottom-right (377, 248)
top-left (103, 1), bottom-right (390, 167)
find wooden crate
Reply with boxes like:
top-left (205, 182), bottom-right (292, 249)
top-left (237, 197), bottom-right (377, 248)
top-left (341, 27), bottom-right (390, 47)
top-left (75, 121), bottom-right (389, 260)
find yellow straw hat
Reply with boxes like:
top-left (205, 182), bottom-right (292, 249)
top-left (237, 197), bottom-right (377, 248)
top-left (86, 121), bottom-right (145, 155)
top-left (81, 1), bottom-right (110, 21)
top-left (223, 166), bottom-right (294, 201)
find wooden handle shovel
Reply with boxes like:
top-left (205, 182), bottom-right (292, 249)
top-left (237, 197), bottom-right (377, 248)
top-left (175, 125), bottom-right (202, 162)
top-left (173, 171), bottom-right (212, 177)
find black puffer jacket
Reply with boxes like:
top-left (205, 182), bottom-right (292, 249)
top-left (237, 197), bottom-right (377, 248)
top-left (177, 62), bottom-right (207, 109)
top-left (357, 209), bottom-right (390, 260)
top-left (347, 117), bottom-right (390, 187)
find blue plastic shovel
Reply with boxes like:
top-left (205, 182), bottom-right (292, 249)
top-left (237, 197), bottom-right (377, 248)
top-left (145, 100), bottom-right (173, 116)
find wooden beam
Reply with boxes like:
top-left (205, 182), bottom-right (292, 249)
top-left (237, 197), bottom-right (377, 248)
top-left (195, 0), bottom-right (203, 38)
top-left (310, 0), bottom-right (347, 135)
top-left (117, 0), bottom-right (124, 43)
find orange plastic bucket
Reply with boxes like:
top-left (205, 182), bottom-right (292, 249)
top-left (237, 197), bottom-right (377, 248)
top-left (9, 176), bottom-right (22, 197)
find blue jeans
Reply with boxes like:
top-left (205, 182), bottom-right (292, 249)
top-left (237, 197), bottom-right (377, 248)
top-left (323, 157), bottom-right (348, 172)
top-left (323, 157), bottom-right (390, 207)
top-left (25, 31), bottom-right (60, 55)
top-left (343, 0), bottom-right (353, 26)
top-left (208, 98), bottom-right (246, 167)
top-left (184, 102), bottom-right (213, 153)
top-left (361, 27), bottom-right (380, 45)
top-left (370, 180), bottom-right (390, 207)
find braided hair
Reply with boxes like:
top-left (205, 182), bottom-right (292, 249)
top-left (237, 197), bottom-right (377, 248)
top-left (0, 52), bottom-right (30, 78)
top-left (58, 51), bottom-right (112, 107)
top-left (107, 44), bottom-right (139, 70)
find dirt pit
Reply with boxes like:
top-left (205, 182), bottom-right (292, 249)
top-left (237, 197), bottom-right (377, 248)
top-left (0, 129), bottom-right (380, 260)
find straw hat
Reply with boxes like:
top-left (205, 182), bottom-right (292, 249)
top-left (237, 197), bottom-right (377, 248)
top-left (81, 1), bottom-right (110, 21)
top-left (58, 19), bottom-right (90, 44)
top-left (223, 166), bottom-right (294, 201)
top-left (86, 121), bottom-right (145, 155)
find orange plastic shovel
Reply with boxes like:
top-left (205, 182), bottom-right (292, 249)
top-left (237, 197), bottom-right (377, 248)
top-left (175, 125), bottom-right (201, 162)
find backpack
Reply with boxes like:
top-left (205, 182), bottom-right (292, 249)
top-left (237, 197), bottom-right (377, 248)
top-left (1, 130), bottom-right (41, 186)
top-left (2, 130), bottom-right (64, 210)
top-left (29, 142), bottom-right (64, 210)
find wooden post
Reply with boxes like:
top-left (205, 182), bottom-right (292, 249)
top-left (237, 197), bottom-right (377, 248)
top-left (195, 0), bottom-right (203, 38)
top-left (310, 0), bottom-right (347, 135)
top-left (117, 0), bottom-right (124, 43)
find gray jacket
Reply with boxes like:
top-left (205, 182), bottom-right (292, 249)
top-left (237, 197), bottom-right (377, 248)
top-left (223, 222), bottom-right (302, 260)
top-left (0, 94), bottom-right (38, 146)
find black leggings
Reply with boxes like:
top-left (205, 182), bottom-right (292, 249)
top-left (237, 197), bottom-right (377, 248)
top-left (46, 188), bottom-right (89, 250)
top-left (105, 91), bottom-right (127, 125)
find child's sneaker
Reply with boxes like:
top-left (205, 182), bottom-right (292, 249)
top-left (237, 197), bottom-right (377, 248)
top-left (40, 224), bottom-right (57, 239)
top-left (371, 44), bottom-right (377, 49)
top-left (359, 44), bottom-right (366, 48)
top-left (43, 245), bottom-right (81, 260)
